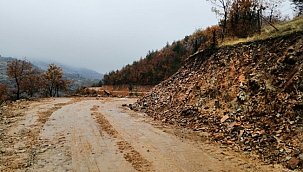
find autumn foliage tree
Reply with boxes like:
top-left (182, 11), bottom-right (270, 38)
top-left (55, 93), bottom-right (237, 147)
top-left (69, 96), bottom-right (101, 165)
top-left (42, 64), bottom-right (71, 97)
top-left (102, 27), bottom-right (220, 86)
top-left (5, 59), bottom-right (71, 100)
top-left (199, 25), bottom-right (223, 49)
top-left (103, 42), bottom-right (188, 85)
top-left (207, 0), bottom-right (231, 37)
top-left (208, 0), bottom-right (285, 38)
top-left (225, 0), bottom-right (259, 37)
top-left (6, 59), bottom-right (42, 100)
top-left (0, 84), bottom-right (8, 104)
top-left (22, 68), bottom-right (43, 97)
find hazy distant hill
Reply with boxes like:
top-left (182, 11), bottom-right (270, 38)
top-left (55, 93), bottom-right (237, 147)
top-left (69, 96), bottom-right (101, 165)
top-left (30, 59), bottom-right (104, 80)
top-left (0, 56), bottom-right (103, 92)
top-left (0, 56), bottom-right (14, 86)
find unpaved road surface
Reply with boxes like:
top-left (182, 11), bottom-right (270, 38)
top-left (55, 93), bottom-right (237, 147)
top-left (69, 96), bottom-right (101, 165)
top-left (1, 98), bottom-right (283, 171)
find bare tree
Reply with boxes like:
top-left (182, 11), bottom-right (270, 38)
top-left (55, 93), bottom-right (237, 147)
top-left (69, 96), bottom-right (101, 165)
top-left (207, 0), bottom-right (231, 37)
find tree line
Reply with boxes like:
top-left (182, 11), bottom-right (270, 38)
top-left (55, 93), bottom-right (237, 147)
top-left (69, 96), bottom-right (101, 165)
top-left (207, 0), bottom-right (286, 38)
top-left (102, 0), bottom-right (300, 86)
top-left (208, 0), bottom-right (302, 38)
top-left (0, 59), bottom-right (70, 103)
top-left (102, 25), bottom-right (224, 86)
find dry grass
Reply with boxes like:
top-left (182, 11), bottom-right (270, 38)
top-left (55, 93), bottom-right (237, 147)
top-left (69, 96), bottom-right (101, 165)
top-left (221, 16), bottom-right (303, 46)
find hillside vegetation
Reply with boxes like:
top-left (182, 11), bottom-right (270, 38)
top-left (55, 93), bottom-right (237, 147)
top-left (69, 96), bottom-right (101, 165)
top-left (103, 16), bottom-right (303, 87)
top-left (132, 25), bottom-right (303, 169)
top-left (221, 16), bottom-right (303, 46)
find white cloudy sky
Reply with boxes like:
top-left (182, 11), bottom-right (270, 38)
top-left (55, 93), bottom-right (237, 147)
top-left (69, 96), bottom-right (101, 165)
top-left (0, 0), bottom-right (294, 73)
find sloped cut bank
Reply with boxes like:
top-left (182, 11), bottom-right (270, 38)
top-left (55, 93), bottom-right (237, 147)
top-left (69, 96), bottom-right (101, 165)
top-left (132, 31), bottom-right (303, 169)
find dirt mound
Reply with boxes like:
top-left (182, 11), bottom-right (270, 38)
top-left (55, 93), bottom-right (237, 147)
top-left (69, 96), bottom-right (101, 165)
top-left (132, 31), bottom-right (303, 170)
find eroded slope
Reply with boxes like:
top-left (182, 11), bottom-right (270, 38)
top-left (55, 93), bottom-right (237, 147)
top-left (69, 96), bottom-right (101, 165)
top-left (133, 31), bottom-right (303, 169)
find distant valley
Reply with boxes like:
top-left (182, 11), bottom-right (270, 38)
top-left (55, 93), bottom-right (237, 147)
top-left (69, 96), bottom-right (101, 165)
top-left (0, 56), bottom-right (104, 92)
top-left (29, 59), bottom-right (103, 80)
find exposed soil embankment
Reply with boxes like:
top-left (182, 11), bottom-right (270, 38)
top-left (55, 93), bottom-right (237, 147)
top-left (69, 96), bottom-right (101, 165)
top-left (89, 85), bottom-right (153, 97)
top-left (132, 31), bottom-right (303, 169)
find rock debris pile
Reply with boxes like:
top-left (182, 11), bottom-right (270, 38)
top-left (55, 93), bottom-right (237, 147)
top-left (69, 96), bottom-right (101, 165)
top-left (132, 31), bottom-right (303, 169)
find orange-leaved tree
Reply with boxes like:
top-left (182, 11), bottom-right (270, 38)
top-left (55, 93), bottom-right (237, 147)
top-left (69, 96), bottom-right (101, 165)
top-left (42, 64), bottom-right (71, 97)
top-left (225, 0), bottom-right (259, 38)
top-left (6, 58), bottom-right (42, 100)
top-left (22, 68), bottom-right (44, 97)
top-left (207, 0), bottom-right (231, 38)
top-left (0, 84), bottom-right (8, 104)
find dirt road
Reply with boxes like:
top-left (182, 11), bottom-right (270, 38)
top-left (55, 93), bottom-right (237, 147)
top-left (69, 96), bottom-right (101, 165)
top-left (0, 98), bottom-right (282, 171)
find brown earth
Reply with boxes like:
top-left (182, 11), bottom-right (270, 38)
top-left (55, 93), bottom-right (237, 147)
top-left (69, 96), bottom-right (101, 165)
top-left (88, 85), bottom-right (153, 97)
top-left (0, 97), bottom-right (285, 171)
top-left (132, 31), bottom-right (303, 170)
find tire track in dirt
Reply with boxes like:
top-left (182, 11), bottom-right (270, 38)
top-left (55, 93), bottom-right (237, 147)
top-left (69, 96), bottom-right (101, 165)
top-left (70, 124), bottom-right (102, 172)
top-left (27, 99), bottom-right (82, 169)
top-left (28, 99), bottom-right (104, 171)
top-left (97, 98), bottom-right (281, 172)
top-left (116, 140), bottom-right (153, 172)
top-left (91, 111), bottom-right (118, 138)
top-left (0, 98), bottom-right (77, 171)
top-left (2, 98), bottom-right (282, 171)
top-left (44, 100), bottom-right (136, 172)
top-left (91, 108), bottom-right (153, 172)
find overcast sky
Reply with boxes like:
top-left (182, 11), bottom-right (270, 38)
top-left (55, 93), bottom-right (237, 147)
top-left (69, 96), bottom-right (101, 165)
top-left (0, 0), bottom-right (293, 74)
top-left (0, 0), bottom-right (219, 73)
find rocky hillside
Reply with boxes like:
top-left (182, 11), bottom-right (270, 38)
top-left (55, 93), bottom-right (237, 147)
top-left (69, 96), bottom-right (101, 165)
top-left (132, 31), bottom-right (303, 169)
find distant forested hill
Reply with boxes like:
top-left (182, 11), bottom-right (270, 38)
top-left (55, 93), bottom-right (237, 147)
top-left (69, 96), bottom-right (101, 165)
top-left (102, 26), bottom-right (218, 85)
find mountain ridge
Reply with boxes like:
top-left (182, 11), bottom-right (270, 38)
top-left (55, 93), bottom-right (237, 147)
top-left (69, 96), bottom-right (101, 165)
top-left (29, 59), bottom-right (104, 80)
top-left (0, 56), bottom-right (102, 92)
